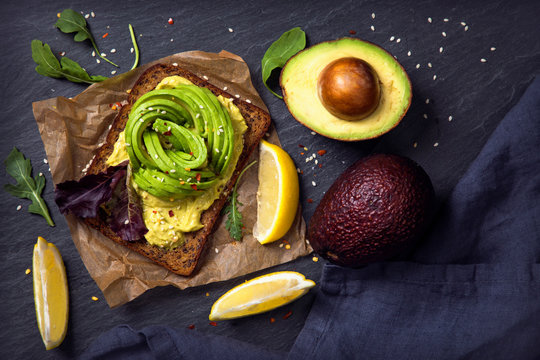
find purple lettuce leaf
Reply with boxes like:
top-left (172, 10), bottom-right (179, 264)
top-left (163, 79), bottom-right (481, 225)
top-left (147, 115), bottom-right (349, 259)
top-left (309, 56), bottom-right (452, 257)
top-left (55, 162), bottom-right (128, 218)
top-left (107, 167), bottom-right (148, 242)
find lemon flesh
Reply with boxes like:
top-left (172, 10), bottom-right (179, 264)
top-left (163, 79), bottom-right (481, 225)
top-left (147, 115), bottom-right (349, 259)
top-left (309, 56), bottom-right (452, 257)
top-left (33, 236), bottom-right (69, 350)
top-left (253, 140), bottom-right (299, 244)
top-left (209, 271), bottom-right (315, 320)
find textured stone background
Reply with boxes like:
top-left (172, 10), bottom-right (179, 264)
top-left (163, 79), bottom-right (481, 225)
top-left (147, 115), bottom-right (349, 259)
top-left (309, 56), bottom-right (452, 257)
top-left (0, 0), bottom-right (539, 358)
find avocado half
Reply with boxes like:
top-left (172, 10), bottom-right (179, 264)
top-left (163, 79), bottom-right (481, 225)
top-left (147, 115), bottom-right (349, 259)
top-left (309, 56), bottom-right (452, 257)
top-left (280, 38), bottom-right (412, 141)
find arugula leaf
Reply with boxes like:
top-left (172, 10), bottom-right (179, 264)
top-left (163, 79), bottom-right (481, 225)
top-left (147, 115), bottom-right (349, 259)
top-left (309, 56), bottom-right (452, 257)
top-left (224, 161), bottom-right (257, 241)
top-left (4, 148), bottom-right (55, 227)
top-left (261, 27), bottom-right (306, 99)
top-left (55, 9), bottom-right (118, 67)
top-left (31, 40), bottom-right (108, 84)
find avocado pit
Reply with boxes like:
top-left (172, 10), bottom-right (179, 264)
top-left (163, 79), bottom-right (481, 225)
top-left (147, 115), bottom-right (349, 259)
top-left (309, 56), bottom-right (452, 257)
top-left (317, 57), bottom-right (381, 121)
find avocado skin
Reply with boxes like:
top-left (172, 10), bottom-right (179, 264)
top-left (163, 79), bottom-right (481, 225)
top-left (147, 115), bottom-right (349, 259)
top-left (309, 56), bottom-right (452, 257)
top-left (308, 154), bottom-right (434, 267)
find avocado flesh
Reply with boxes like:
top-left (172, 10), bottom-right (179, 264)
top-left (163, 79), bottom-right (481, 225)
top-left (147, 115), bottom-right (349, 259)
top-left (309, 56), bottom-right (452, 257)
top-left (281, 38), bottom-right (412, 141)
top-left (307, 154), bottom-right (434, 267)
top-left (124, 85), bottom-right (234, 198)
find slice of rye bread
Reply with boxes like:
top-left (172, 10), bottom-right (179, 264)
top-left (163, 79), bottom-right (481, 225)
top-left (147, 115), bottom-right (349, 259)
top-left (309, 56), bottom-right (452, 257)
top-left (84, 63), bottom-right (271, 276)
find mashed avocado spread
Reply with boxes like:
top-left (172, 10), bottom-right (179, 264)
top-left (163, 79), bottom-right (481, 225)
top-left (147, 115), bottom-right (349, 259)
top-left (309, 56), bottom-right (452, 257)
top-left (107, 76), bottom-right (247, 248)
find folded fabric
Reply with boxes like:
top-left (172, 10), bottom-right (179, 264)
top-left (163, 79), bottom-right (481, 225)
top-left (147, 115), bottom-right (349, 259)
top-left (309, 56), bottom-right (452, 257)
top-left (82, 78), bottom-right (540, 360)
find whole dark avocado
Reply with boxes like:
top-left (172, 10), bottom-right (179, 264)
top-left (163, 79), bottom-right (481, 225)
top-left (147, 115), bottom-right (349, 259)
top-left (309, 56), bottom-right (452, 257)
top-left (308, 154), bottom-right (434, 267)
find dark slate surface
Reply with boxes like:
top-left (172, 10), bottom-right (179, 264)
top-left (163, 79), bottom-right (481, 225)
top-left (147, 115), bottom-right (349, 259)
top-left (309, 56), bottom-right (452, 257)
top-left (1, 0), bottom-right (539, 358)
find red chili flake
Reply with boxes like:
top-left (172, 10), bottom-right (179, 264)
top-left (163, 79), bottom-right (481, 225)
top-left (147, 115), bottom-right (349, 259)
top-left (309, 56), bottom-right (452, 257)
top-left (298, 144), bottom-right (304, 148)
top-left (152, 210), bottom-right (157, 214)
top-left (116, 102), bottom-right (122, 108)
top-left (189, 151), bottom-right (193, 156)
top-left (349, 30), bottom-right (357, 35)
top-left (169, 210), bottom-right (174, 217)
top-left (318, 164), bottom-right (323, 168)
top-left (164, 122), bottom-right (167, 126)
top-left (300, 152), bottom-right (304, 156)
top-left (195, 173), bottom-right (201, 182)
top-left (191, 184), bottom-right (198, 190)
top-left (317, 150), bottom-right (327, 156)
top-left (165, 171), bottom-right (169, 174)
top-left (283, 311), bottom-right (293, 320)
top-left (108, 103), bottom-right (113, 108)
top-left (102, 32), bottom-right (109, 38)
top-left (168, 17), bottom-right (174, 25)
top-left (209, 321), bottom-right (218, 327)
top-left (163, 130), bottom-right (172, 136)
top-left (307, 198), bottom-right (313, 203)
top-left (188, 324), bottom-right (195, 330)
top-left (270, 317), bottom-right (275, 323)
top-left (300, 170), bottom-right (304, 174)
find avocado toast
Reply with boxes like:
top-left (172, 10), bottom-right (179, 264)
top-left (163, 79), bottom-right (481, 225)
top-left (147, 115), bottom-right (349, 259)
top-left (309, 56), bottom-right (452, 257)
top-left (84, 63), bottom-right (271, 276)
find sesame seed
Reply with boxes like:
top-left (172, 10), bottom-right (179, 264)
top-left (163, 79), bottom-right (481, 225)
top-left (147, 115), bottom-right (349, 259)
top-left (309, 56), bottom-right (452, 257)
top-left (170, 169), bottom-right (176, 173)
top-left (91, 11), bottom-right (95, 17)
top-left (311, 131), bottom-right (316, 135)
top-left (160, 220), bottom-right (165, 225)
top-left (155, 154), bottom-right (158, 159)
top-left (39, 172), bottom-right (43, 176)
top-left (172, 62), bottom-right (178, 66)
top-left (215, 248), bottom-right (219, 253)
top-left (162, 110), bottom-right (167, 114)
top-left (434, 142), bottom-right (439, 147)
top-left (439, 47), bottom-right (444, 53)
top-left (423, 113), bottom-right (428, 119)
top-left (461, 21), bottom-right (466, 26)
top-left (215, 148), bottom-right (220, 153)
top-left (279, 243), bottom-right (284, 248)
top-left (428, 17), bottom-right (432, 23)
top-left (396, 38), bottom-right (401, 43)
top-left (59, 51), bottom-right (66, 56)
top-left (101, 52), bottom-right (107, 57)
top-left (91, 296), bottom-right (98, 301)
top-left (110, 48), bottom-right (116, 53)
top-left (490, 47), bottom-right (496, 51)
top-left (196, 113), bottom-right (200, 118)
top-left (111, 70), bottom-right (116, 75)
top-left (246, 99), bottom-right (251, 103)
top-left (464, 25), bottom-right (469, 31)
top-left (124, 219), bottom-right (129, 225)
top-left (199, 105), bottom-right (204, 109)
top-left (297, 168), bottom-right (301, 173)
top-left (126, 143), bottom-right (131, 147)
top-left (228, 27), bottom-right (233, 32)
top-left (235, 94), bottom-right (240, 98)
top-left (448, 115), bottom-right (453, 121)
top-left (43, 159), bottom-right (48, 164)
top-left (370, 25), bottom-right (375, 31)
top-left (433, 75), bottom-right (437, 80)
top-left (203, 75), bottom-right (208, 80)
top-left (170, 39), bottom-right (174, 42)
top-left (413, 142), bottom-right (418, 148)
top-left (84, 13), bottom-right (90, 19)
top-left (442, 31), bottom-right (447, 37)
top-left (428, 62), bottom-right (432, 68)
top-left (169, 225), bottom-right (174, 229)
top-left (371, 12), bottom-right (375, 19)
top-left (390, 36), bottom-right (395, 41)
top-left (407, 51), bottom-right (411, 56)
top-left (16, 205), bottom-right (22, 211)
top-left (444, 18), bottom-right (449, 22)
top-left (426, 98), bottom-right (430, 104)
top-left (480, 58), bottom-right (487, 63)
top-left (92, 51), bottom-right (95, 57)
top-left (416, 64), bottom-right (421, 69)
top-left (312, 181), bottom-right (317, 187)
top-left (25, 268), bottom-right (31, 275)
top-left (96, 59), bottom-right (100, 64)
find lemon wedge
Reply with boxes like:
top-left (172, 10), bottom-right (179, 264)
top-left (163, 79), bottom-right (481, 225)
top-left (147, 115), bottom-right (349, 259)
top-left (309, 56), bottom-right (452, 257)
top-left (253, 140), bottom-right (299, 244)
top-left (209, 271), bottom-right (315, 321)
top-left (33, 236), bottom-right (69, 350)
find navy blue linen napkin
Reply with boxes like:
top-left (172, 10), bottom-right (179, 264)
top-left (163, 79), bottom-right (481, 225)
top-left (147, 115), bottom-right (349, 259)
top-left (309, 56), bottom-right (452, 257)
top-left (82, 77), bottom-right (540, 360)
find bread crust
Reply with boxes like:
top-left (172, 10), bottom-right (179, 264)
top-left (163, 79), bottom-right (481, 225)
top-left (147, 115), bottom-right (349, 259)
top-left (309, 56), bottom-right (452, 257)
top-left (84, 64), bottom-right (271, 276)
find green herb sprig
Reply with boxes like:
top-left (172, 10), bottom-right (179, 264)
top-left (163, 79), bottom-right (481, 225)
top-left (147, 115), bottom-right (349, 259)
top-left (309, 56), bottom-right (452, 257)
top-left (128, 24), bottom-right (140, 70)
top-left (261, 27), bottom-right (306, 99)
top-left (4, 148), bottom-right (55, 227)
top-left (55, 9), bottom-right (118, 67)
top-left (224, 160), bottom-right (257, 241)
top-left (31, 40), bottom-right (108, 84)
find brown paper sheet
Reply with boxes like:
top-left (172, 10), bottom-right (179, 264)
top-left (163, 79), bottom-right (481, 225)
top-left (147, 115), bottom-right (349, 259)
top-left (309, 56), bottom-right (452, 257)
top-left (32, 50), bottom-right (312, 308)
